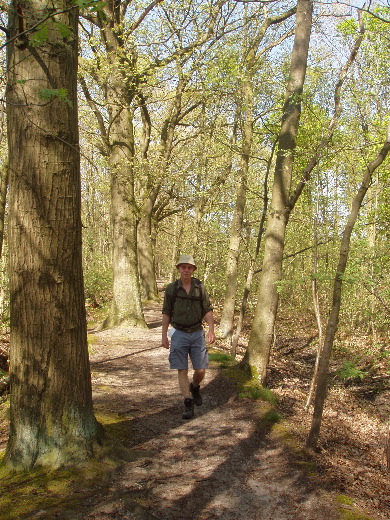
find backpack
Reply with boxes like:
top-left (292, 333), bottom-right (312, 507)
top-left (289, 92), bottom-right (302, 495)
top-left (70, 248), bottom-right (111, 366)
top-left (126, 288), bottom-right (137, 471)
top-left (169, 278), bottom-right (204, 323)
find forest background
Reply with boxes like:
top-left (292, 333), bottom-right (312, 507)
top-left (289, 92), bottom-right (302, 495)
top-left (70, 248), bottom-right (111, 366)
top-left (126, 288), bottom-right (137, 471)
top-left (0, 0), bottom-right (388, 480)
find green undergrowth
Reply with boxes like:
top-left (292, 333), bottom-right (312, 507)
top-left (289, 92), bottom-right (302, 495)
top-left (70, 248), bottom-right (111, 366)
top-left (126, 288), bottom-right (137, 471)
top-left (0, 410), bottom-right (150, 520)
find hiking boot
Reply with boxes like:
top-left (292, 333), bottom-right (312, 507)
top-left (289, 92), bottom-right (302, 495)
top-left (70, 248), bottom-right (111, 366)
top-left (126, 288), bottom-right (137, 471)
top-left (190, 383), bottom-right (202, 406)
top-left (182, 398), bottom-right (194, 419)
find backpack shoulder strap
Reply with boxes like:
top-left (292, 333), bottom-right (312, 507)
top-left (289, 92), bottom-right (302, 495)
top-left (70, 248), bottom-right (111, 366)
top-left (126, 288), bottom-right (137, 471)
top-left (169, 279), bottom-right (179, 319)
top-left (193, 278), bottom-right (204, 315)
top-left (170, 278), bottom-right (204, 318)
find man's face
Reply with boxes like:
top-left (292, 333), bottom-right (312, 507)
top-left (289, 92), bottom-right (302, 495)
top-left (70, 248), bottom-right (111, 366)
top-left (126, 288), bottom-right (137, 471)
top-left (178, 263), bottom-right (196, 281)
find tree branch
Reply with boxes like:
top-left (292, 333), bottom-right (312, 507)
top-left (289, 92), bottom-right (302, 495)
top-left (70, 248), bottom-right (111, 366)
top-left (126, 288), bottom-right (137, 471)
top-left (0, 5), bottom-right (75, 51)
top-left (129, 0), bottom-right (164, 32)
top-left (287, 17), bottom-right (366, 219)
top-left (79, 75), bottom-right (109, 153)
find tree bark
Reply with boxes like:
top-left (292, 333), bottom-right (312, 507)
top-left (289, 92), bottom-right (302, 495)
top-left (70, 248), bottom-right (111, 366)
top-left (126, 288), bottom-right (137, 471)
top-left (243, 0), bottom-right (313, 383)
top-left (0, 161), bottom-right (8, 259)
top-left (94, 3), bottom-right (146, 328)
top-left (103, 106), bottom-right (146, 328)
top-left (138, 191), bottom-right (159, 301)
top-left (306, 121), bottom-right (390, 449)
top-left (305, 189), bottom-right (323, 410)
top-left (219, 6), bottom-right (297, 342)
top-left (4, 0), bottom-right (102, 469)
top-left (0, 161), bottom-right (9, 320)
top-left (231, 140), bottom-right (274, 357)
top-left (218, 176), bottom-right (246, 341)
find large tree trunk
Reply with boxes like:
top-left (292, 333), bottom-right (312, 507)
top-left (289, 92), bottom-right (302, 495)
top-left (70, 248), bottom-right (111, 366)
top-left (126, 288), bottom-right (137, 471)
top-left (0, 162), bottom-right (8, 318)
top-left (307, 122), bottom-right (390, 449)
top-left (4, 0), bottom-right (102, 470)
top-left (102, 104), bottom-right (146, 328)
top-left (99, 4), bottom-right (146, 329)
top-left (243, 0), bottom-right (313, 383)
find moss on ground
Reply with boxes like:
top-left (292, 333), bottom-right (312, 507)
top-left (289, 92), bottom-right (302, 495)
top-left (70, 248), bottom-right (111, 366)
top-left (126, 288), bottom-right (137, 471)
top-left (0, 410), bottom-right (150, 520)
top-left (209, 350), bottom-right (278, 406)
top-left (336, 495), bottom-right (375, 520)
top-left (0, 460), bottom-right (112, 520)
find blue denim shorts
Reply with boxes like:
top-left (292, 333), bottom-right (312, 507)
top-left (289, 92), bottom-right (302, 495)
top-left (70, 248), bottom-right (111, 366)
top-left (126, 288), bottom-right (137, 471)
top-left (169, 328), bottom-right (209, 370)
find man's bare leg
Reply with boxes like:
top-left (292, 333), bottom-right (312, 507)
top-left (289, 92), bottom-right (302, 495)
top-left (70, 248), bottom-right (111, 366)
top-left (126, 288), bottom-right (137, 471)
top-left (190, 368), bottom-right (205, 406)
top-left (178, 369), bottom-right (191, 398)
top-left (192, 368), bottom-right (205, 387)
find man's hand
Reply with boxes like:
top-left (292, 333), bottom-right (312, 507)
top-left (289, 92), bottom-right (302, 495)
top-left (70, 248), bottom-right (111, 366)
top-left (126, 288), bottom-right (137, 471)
top-left (204, 310), bottom-right (216, 345)
top-left (207, 330), bottom-right (216, 344)
top-left (161, 313), bottom-right (171, 349)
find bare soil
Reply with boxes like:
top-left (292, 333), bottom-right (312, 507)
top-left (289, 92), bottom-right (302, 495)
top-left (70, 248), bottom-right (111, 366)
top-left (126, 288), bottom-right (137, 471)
top-left (0, 302), bottom-right (389, 520)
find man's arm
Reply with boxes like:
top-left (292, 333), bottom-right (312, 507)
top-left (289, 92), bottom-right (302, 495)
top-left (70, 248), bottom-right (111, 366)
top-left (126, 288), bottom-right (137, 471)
top-left (204, 310), bottom-right (216, 344)
top-left (161, 313), bottom-right (171, 349)
top-left (161, 283), bottom-right (174, 349)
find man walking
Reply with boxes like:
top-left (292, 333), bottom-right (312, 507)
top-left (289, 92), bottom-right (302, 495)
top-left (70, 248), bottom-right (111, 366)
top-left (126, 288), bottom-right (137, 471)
top-left (162, 255), bottom-right (215, 419)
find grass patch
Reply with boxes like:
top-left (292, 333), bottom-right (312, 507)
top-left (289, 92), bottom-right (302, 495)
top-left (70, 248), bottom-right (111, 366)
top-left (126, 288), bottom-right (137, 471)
top-left (239, 382), bottom-right (278, 404)
top-left (208, 350), bottom-right (236, 367)
top-left (261, 409), bottom-right (282, 424)
top-left (336, 495), bottom-right (375, 520)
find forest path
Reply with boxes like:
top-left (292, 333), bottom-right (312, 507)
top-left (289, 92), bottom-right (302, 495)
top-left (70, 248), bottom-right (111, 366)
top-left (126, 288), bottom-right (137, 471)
top-left (80, 303), bottom-right (340, 520)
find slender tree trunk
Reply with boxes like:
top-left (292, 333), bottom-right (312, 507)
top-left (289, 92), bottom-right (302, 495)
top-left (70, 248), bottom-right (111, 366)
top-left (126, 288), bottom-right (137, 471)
top-left (219, 79), bottom-right (251, 341)
top-left (367, 172), bottom-right (379, 337)
top-left (0, 161), bottom-right (8, 259)
top-left (307, 122), bottom-right (390, 449)
top-left (305, 189), bottom-right (323, 409)
top-left (138, 191), bottom-right (159, 301)
top-left (170, 214), bottom-right (181, 282)
top-left (243, 0), bottom-right (313, 382)
top-left (138, 69), bottom-right (189, 301)
top-left (218, 168), bottom-right (248, 340)
top-left (4, 0), bottom-right (102, 470)
top-left (287, 20), bottom-right (365, 217)
top-left (0, 162), bottom-right (8, 321)
top-left (231, 141), bottom-right (274, 356)
top-left (219, 7), bottom-right (297, 342)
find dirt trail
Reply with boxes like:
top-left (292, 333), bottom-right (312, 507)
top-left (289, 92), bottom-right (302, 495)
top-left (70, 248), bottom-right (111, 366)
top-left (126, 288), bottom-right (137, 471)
top-left (81, 305), bottom-right (341, 520)
top-left (1, 303), bottom-right (388, 520)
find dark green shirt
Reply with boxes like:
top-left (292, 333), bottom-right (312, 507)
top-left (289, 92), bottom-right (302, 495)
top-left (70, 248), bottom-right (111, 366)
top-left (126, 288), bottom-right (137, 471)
top-left (162, 278), bottom-right (213, 328)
